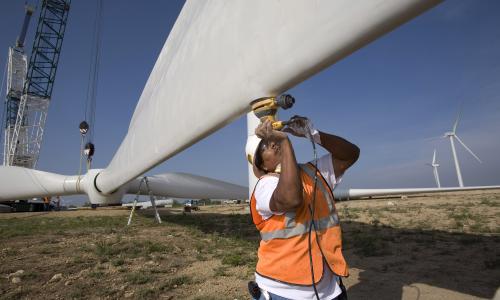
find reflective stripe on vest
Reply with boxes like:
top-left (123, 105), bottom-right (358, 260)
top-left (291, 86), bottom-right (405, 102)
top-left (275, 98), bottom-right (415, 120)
top-left (260, 213), bottom-right (339, 241)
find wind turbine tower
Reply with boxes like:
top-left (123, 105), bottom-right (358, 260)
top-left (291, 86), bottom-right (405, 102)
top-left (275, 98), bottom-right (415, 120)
top-left (426, 149), bottom-right (441, 188)
top-left (444, 111), bottom-right (482, 187)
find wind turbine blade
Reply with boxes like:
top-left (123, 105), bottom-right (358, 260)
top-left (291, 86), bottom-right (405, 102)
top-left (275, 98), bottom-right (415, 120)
top-left (432, 149), bottom-right (436, 164)
top-left (0, 166), bottom-right (79, 201)
top-left (334, 186), bottom-right (500, 200)
top-left (454, 135), bottom-right (482, 163)
top-left (127, 173), bottom-right (248, 200)
top-left (96, 0), bottom-right (441, 194)
top-left (452, 107), bottom-right (462, 133)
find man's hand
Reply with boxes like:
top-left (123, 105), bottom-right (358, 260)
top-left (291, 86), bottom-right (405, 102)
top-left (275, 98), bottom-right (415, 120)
top-left (255, 119), bottom-right (288, 141)
top-left (283, 115), bottom-right (318, 138)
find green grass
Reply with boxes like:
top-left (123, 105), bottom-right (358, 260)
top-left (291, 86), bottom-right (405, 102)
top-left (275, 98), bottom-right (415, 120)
top-left (136, 288), bottom-right (158, 299)
top-left (0, 216), bottom-right (130, 238)
top-left (448, 208), bottom-right (493, 232)
top-left (479, 198), bottom-right (500, 206)
top-left (160, 275), bottom-right (192, 291)
top-left (111, 257), bottom-right (125, 266)
top-left (214, 266), bottom-right (229, 277)
top-left (222, 252), bottom-right (245, 266)
top-left (125, 271), bottom-right (154, 285)
top-left (339, 207), bottom-right (360, 220)
top-left (94, 238), bottom-right (171, 260)
top-left (88, 270), bottom-right (105, 278)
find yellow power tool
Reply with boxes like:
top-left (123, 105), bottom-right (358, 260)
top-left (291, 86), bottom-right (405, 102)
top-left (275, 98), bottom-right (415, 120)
top-left (250, 94), bottom-right (295, 130)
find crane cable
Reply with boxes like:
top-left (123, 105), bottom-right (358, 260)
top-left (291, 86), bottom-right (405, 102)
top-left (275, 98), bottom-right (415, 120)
top-left (80, 0), bottom-right (102, 171)
top-left (0, 63), bottom-right (7, 165)
top-left (77, 0), bottom-right (102, 192)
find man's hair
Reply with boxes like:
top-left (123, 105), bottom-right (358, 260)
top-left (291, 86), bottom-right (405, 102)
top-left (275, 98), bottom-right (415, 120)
top-left (254, 140), bottom-right (266, 171)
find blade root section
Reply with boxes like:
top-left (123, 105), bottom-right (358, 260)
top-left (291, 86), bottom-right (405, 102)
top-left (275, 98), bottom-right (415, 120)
top-left (0, 166), bottom-right (79, 201)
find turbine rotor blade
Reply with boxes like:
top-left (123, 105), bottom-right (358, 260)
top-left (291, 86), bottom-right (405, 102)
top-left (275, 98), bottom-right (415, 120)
top-left (432, 149), bottom-right (436, 164)
top-left (0, 166), bottom-right (80, 201)
top-left (96, 0), bottom-right (442, 194)
top-left (127, 173), bottom-right (248, 200)
top-left (452, 107), bottom-right (462, 133)
top-left (454, 135), bottom-right (482, 163)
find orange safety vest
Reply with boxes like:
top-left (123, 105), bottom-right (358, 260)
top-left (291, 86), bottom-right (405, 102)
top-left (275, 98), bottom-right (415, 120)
top-left (250, 163), bottom-right (348, 285)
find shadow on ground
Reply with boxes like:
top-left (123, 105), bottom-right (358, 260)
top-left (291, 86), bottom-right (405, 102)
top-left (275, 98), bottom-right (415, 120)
top-left (139, 210), bottom-right (500, 299)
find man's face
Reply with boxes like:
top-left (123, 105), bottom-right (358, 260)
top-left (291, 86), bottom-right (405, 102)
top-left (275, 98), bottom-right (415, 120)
top-left (259, 139), bottom-right (282, 172)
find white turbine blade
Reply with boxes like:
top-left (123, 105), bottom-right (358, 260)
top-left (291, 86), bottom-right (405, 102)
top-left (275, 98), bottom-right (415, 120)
top-left (455, 135), bottom-right (482, 163)
top-left (96, 0), bottom-right (441, 194)
top-left (0, 166), bottom-right (79, 201)
top-left (432, 149), bottom-right (436, 164)
top-left (334, 186), bottom-right (500, 200)
top-left (452, 108), bottom-right (462, 133)
top-left (127, 173), bottom-right (248, 200)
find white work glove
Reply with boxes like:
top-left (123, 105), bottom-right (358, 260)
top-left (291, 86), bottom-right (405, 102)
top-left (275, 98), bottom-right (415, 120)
top-left (284, 115), bottom-right (321, 144)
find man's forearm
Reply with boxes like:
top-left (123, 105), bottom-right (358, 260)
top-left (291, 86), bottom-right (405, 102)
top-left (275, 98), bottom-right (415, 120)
top-left (318, 131), bottom-right (360, 162)
top-left (272, 138), bottom-right (303, 210)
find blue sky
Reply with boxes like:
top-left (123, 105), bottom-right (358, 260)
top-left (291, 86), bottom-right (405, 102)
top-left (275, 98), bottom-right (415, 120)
top-left (1, 1), bottom-right (499, 204)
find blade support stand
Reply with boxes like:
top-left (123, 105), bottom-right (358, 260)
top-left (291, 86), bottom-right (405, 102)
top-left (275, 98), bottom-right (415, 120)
top-left (127, 176), bottom-right (162, 226)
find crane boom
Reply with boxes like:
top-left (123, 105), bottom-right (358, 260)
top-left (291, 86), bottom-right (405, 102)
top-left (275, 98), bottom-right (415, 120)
top-left (3, 0), bottom-right (70, 168)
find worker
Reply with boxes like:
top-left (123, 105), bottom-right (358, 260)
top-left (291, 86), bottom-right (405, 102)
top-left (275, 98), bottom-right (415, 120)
top-left (247, 116), bottom-right (360, 300)
top-left (42, 196), bottom-right (51, 211)
top-left (53, 196), bottom-right (61, 211)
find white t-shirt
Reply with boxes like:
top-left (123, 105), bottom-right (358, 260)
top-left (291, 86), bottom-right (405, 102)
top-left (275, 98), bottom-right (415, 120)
top-left (254, 153), bottom-right (342, 300)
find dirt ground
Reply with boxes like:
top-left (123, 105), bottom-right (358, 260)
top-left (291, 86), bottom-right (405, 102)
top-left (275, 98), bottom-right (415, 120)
top-left (0, 190), bottom-right (499, 299)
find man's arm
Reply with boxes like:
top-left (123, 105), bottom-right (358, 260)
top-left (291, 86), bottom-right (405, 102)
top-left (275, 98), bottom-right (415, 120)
top-left (255, 120), bottom-right (303, 212)
top-left (317, 131), bottom-right (360, 178)
top-left (270, 137), bottom-right (303, 212)
top-left (283, 115), bottom-right (360, 177)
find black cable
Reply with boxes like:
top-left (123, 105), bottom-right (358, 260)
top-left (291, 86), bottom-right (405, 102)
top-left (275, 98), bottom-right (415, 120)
top-left (84, 0), bottom-right (102, 143)
top-left (306, 126), bottom-right (320, 300)
top-left (307, 127), bottom-right (346, 300)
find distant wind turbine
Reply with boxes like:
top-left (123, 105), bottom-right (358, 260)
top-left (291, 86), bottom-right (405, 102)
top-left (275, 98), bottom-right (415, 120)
top-left (444, 110), bottom-right (482, 187)
top-left (426, 149), bottom-right (441, 188)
